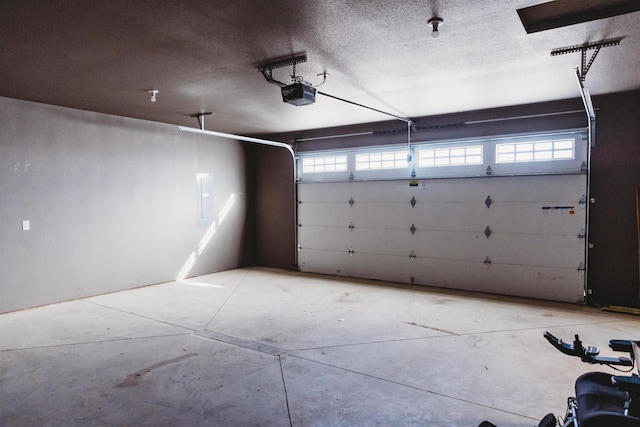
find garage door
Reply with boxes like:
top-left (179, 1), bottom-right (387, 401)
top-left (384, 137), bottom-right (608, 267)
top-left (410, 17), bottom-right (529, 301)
top-left (297, 131), bottom-right (588, 303)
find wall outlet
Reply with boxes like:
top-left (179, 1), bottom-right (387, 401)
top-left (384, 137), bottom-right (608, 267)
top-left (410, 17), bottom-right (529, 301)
top-left (22, 220), bottom-right (30, 231)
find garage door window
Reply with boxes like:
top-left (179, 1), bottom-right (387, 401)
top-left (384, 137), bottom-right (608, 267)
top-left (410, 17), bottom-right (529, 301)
top-left (297, 129), bottom-right (586, 181)
top-left (356, 151), bottom-right (409, 170)
top-left (302, 155), bottom-right (348, 173)
top-left (496, 139), bottom-right (574, 163)
top-left (418, 145), bottom-right (483, 167)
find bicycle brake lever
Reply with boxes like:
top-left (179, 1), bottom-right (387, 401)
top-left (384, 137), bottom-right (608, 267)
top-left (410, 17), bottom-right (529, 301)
top-left (544, 331), bottom-right (578, 356)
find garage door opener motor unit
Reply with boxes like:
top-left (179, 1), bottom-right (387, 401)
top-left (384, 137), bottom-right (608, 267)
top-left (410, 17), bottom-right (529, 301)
top-left (281, 82), bottom-right (316, 106)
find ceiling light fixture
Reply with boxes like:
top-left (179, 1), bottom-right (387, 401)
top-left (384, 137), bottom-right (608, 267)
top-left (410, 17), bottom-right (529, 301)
top-left (147, 89), bottom-right (159, 103)
top-left (428, 17), bottom-right (443, 38)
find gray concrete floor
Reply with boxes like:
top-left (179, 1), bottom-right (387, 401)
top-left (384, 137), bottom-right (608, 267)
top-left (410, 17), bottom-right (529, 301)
top-left (1, 267), bottom-right (638, 426)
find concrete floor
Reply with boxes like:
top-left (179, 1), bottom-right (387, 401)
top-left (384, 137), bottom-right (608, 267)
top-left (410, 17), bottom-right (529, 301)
top-left (1, 267), bottom-right (638, 426)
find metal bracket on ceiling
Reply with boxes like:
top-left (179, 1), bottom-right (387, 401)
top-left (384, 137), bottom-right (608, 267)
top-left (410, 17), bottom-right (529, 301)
top-left (257, 53), bottom-right (308, 87)
top-left (190, 112), bottom-right (213, 131)
top-left (551, 38), bottom-right (622, 81)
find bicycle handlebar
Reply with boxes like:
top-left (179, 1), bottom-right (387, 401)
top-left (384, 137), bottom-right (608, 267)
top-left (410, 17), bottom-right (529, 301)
top-left (544, 331), bottom-right (633, 367)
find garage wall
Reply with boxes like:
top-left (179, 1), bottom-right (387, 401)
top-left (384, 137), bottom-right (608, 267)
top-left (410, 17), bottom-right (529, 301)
top-left (588, 90), bottom-right (640, 307)
top-left (250, 91), bottom-right (640, 307)
top-left (0, 97), bottom-right (249, 313)
top-left (246, 144), bottom-right (296, 270)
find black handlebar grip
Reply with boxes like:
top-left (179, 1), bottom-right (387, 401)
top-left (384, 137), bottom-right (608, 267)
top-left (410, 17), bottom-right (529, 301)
top-left (609, 339), bottom-right (633, 353)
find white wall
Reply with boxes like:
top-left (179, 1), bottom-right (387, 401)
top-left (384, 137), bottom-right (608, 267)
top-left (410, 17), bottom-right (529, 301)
top-left (0, 97), bottom-right (248, 313)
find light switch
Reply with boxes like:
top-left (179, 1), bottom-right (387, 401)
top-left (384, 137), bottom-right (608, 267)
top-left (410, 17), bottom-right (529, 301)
top-left (22, 220), bottom-right (30, 231)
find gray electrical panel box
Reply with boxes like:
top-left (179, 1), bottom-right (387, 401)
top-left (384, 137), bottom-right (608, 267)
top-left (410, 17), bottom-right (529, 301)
top-left (196, 173), bottom-right (214, 228)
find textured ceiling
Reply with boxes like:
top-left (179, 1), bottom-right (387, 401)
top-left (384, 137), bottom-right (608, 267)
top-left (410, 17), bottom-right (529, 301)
top-left (0, 0), bottom-right (639, 135)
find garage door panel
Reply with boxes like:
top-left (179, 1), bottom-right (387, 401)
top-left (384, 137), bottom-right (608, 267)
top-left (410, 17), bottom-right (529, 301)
top-left (485, 234), bottom-right (584, 269)
top-left (344, 253), bottom-right (408, 283)
top-left (300, 174), bottom-right (586, 204)
top-left (405, 231), bottom-right (583, 269)
top-left (349, 204), bottom-right (423, 229)
top-left (299, 249), bottom-right (352, 277)
top-left (413, 175), bottom-right (585, 202)
top-left (409, 204), bottom-right (584, 235)
top-left (299, 250), bottom-right (409, 284)
top-left (299, 226), bottom-right (353, 250)
top-left (302, 227), bottom-right (418, 257)
top-left (410, 258), bottom-right (584, 303)
top-left (414, 179), bottom-right (495, 201)
top-left (300, 227), bottom-right (411, 255)
top-left (411, 204), bottom-right (490, 231)
top-left (298, 173), bottom-right (587, 303)
top-left (349, 229), bottom-right (417, 256)
top-left (297, 182), bottom-right (353, 202)
top-left (486, 205), bottom-right (585, 235)
top-left (484, 175), bottom-right (586, 202)
top-left (299, 181), bottom-right (415, 203)
top-left (410, 230), bottom-right (488, 261)
top-left (298, 203), bottom-right (352, 226)
top-left (302, 203), bottom-right (587, 234)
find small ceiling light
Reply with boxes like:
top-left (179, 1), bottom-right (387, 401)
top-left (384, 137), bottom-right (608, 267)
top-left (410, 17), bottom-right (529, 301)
top-left (428, 17), bottom-right (443, 38)
top-left (147, 89), bottom-right (159, 102)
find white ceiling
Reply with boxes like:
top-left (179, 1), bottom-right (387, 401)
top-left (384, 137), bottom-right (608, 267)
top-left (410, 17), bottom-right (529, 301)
top-left (0, 0), bottom-right (638, 135)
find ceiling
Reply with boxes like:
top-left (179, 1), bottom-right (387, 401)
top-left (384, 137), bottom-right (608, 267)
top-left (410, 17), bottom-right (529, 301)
top-left (1, 0), bottom-right (639, 135)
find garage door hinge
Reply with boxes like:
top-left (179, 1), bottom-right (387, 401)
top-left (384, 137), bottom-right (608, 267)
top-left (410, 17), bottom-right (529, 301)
top-left (349, 197), bottom-right (355, 207)
top-left (297, 199), bottom-right (302, 206)
top-left (579, 195), bottom-right (586, 209)
top-left (578, 262), bottom-right (586, 272)
top-left (410, 251), bottom-right (416, 261)
top-left (349, 173), bottom-right (354, 180)
top-left (484, 226), bottom-right (492, 238)
top-left (297, 223), bottom-right (302, 229)
top-left (485, 195), bottom-right (492, 208)
top-left (580, 161), bottom-right (588, 172)
top-left (486, 165), bottom-right (493, 175)
top-left (578, 228), bottom-right (586, 242)
top-left (410, 224), bottom-right (416, 235)
top-left (349, 222), bottom-right (354, 231)
top-left (297, 244), bottom-right (302, 252)
top-left (410, 196), bottom-right (417, 207)
top-left (348, 247), bottom-right (354, 256)
top-left (484, 256), bottom-right (492, 265)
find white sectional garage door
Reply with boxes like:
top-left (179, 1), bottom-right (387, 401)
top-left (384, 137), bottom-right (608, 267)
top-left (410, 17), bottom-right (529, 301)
top-left (296, 131), bottom-right (589, 303)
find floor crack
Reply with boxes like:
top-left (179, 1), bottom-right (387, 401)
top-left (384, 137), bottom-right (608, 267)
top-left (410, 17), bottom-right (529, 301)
top-left (279, 355), bottom-right (293, 427)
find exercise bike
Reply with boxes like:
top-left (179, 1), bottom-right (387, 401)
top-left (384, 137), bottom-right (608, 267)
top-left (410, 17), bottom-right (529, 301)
top-left (479, 332), bottom-right (640, 427)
